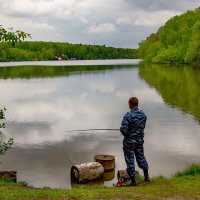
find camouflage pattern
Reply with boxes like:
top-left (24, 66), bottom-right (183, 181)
top-left (120, 108), bottom-right (148, 177)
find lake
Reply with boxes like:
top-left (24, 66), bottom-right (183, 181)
top-left (0, 60), bottom-right (199, 188)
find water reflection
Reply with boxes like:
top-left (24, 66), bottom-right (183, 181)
top-left (0, 64), bottom-right (137, 79)
top-left (0, 63), bottom-right (200, 188)
top-left (139, 63), bottom-right (200, 122)
top-left (70, 169), bottom-right (115, 188)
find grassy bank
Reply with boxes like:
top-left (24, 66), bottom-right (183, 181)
top-left (0, 164), bottom-right (200, 200)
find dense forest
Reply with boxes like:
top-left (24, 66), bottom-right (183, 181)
top-left (138, 7), bottom-right (200, 64)
top-left (0, 41), bottom-right (138, 61)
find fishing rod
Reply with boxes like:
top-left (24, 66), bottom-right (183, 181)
top-left (60, 129), bottom-right (120, 166)
top-left (66, 128), bottom-right (120, 132)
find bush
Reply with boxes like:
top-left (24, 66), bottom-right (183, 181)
top-left (0, 108), bottom-right (14, 156)
top-left (173, 164), bottom-right (200, 177)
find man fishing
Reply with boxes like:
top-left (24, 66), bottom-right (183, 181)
top-left (120, 97), bottom-right (149, 186)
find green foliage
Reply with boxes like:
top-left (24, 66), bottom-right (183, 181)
top-left (7, 48), bottom-right (30, 61)
top-left (0, 108), bottom-right (6, 129)
top-left (185, 21), bottom-right (200, 63)
top-left (0, 41), bottom-right (138, 61)
top-left (0, 177), bottom-right (15, 183)
top-left (152, 45), bottom-right (185, 63)
top-left (0, 25), bottom-right (137, 61)
top-left (0, 138), bottom-right (14, 155)
top-left (0, 25), bottom-right (31, 46)
top-left (0, 178), bottom-right (28, 187)
top-left (135, 174), bottom-right (144, 182)
top-left (0, 108), bottom-right (14, 156)
top-left (138, 7), bottom-right (200, 64)
top-left (173, 164), bottom-right (200, 177)
top-left (17, 181), bottom-right (28, 187)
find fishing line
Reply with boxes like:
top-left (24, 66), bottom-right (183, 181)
top-left (58, 128), bottom-right (120, 167)
top-left (56, 144), bottom-right (75, 188)
top-left (56, 144), bottom-right (74, 166)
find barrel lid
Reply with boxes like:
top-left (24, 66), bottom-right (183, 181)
top-left (94, 154), bottom-right (115, 161)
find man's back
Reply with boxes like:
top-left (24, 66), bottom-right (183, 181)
top-left (120, 108), bottom-right (147, 145)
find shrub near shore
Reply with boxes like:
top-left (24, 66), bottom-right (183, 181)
top-left (0, 164), bottom-right (200, 200)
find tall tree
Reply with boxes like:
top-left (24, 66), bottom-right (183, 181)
top-left (185, 21), bottom-right (200, 63)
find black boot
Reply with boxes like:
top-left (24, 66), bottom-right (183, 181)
top-left (130, 176), bottom-right (137, 186)
top-left (143, 169), bottom-right (150, 182)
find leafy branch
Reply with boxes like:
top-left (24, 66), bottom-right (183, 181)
top-left (0, 25), bottom-right (31, 46)
top-left (0, 108), bottom-right (14, 156)
top-left (0, 138), bottom-right (14, 155)
top-left (0, 108), bottom-right (6, 129)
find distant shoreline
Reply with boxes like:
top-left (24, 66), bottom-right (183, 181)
top-left (0, 59), bottom-right (142, 67)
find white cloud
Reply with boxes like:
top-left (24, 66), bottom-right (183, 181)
top-left (87, 23), bottom-right (117, 33)
top-left (88, 81), bottom-right (115, 93)
top-left (0, 0), bottom-right (199, 47)
top-left (116, 16), bottom-right (132, 25)
top-left (133, 10), bottom-right (181, 27)
top-left (26, 21), bottom-right (55, 31)
top-left (117, 10), bottom-right (181, 27)
top-left (1, 0), bottom-right (54, 17)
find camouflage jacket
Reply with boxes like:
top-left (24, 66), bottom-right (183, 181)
top-left (120, 108), bottom-right (147, 147)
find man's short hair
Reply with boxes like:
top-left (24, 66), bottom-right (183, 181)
top-left (129, 97), bottom-right (138, 107)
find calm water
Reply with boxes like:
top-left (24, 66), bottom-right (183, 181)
top-left (0, 60), bottom-right (199, 188)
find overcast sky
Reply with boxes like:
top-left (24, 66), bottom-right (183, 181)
top-left (0, 0), bottom-right (199, 48)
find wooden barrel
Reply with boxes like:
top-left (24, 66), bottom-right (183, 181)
top-left (0, 171), bottom-right (17, 182)
top-left (94, 154), bottom-right (115, 171)
top-left (103, 169), bottom-right (115, 181)
top-left (71, 162), bottom-right (104, 183)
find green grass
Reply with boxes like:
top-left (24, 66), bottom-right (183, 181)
top-left (1, 165), bottom-right (200, 200)
top-left (173, 164), bottom-right (200, 177)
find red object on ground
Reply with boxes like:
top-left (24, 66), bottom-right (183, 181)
top-left (115, 178), bottom-right (123, 187)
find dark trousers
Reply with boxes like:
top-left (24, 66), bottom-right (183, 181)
top-left (123, 144), bottom-right (148, 177)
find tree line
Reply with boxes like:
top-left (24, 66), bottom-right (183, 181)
top-left (0, 41), bottom-right (138, 61)
top-left (138, 7), bottom-right (200, 64)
